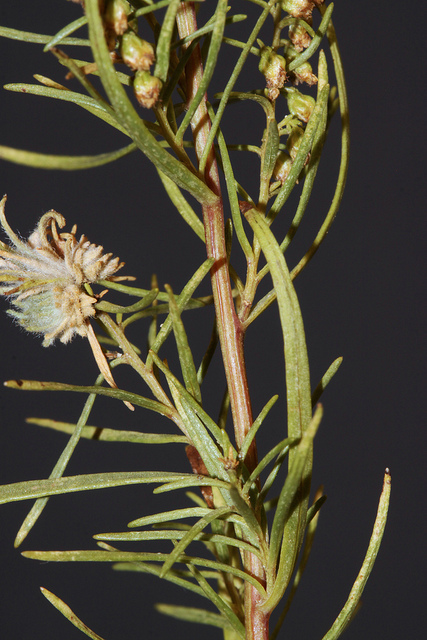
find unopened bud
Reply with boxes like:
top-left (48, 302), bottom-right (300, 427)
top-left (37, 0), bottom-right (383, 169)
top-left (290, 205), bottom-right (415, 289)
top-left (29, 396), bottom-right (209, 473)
top-left (259, 45), bottom-right (287, 101)
top-left (285, 87), bottom-right (315, 122)
top-left (273, 151), bottom-right (292, 184)
top-left (104, 0), bottom-right (130, 36)
top-left (293, 61), bottom-right (317, 86)
top-left (133, 71), bottom-right (162, 109)
top-left (121, 31), bottom-right (155, 71)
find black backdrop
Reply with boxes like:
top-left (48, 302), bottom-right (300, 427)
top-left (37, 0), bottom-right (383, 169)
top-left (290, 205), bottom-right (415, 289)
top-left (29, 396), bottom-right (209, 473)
top-left (0, 2), bottom-right (425, 639)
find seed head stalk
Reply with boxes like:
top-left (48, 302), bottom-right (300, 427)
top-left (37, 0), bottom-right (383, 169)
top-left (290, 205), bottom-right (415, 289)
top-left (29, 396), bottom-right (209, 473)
top-left (176, 4), bottom-right (268, 638)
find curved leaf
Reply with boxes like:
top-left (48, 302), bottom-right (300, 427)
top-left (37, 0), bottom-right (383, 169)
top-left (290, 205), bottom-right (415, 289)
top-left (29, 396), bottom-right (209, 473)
top-left (0, 143), bottom-right (136, 170)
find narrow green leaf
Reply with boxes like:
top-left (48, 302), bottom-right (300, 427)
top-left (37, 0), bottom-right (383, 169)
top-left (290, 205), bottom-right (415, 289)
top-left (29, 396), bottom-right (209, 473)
top-left (208, 104), bottom-right (253, 258)
top-left (196, 318), bottom-right (219, 384)
top-left (85, 0), bottom-right (217, 205)
top-left (157, 170), bottom-right (205, 242)
top-left (262, 406), bottom-right (323, 613)
top-left (114, 560), bottom-right (207, 599)
top-left (169, 389), bottom-right (226, 480)
top-left (0, 471), bottom-right (198, 505)
top-left (153, 0), bottom-right (180, 82)
top-left (14, 375), bottom-right (101, 548)
top-left (43, 16), bottom-right (88, 51)
top-left (149, 351), bottom-right (224, 444)
top-left (146, 258), bottom-right (214, 363)
top-left (186, 564), bottom-right (246, 639)
top-left (40, 588), bottom-right (106, 640)
top-left (155, 604), bottom-right (233, 630)
top-left (245, 208), bottom-right (312, 478)
top-left (23, 550), bottom-right (267, 598)
top-left (177, 0), bottom-right (228, 148)
top-left (166, 284), bottom-right (202, 403)
top-left (4, 83), bottom-right (128, 135)
top-left (153, 476), bottom-right (231, 495)
top-left (321, 471), bottom-right (391, 640)
top-left (128, 507), bottom-right (213, 528)
top-left (0, 25), bottom-right (89, 46)
top-left (311, 356), bottom-right (343, 407)
top-left (239, 395), bottom-right (279, 462)
top-left (242, 437), bottom-right (297, 495)
top-left (4, 379), bottom-right (173, 419)
top-left (0, 143), bottom-right (136, 170)
top-left (271, 489), bottom-right (326, 640)
top-left (26, 418), bottom-right (188, 445)
top-left (93, 528), bottom-right (262, 559)
top-left (94, 287), bottom-right (159, 314)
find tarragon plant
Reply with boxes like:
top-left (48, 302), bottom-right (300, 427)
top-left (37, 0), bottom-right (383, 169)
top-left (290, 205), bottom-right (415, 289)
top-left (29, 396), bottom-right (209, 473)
top-left (0, 2), bottom-right (391, 639)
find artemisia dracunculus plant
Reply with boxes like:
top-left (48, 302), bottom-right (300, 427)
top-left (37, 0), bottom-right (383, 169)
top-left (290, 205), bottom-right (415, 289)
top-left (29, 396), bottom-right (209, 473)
top-left (0, 2), bottom-right (390, 639)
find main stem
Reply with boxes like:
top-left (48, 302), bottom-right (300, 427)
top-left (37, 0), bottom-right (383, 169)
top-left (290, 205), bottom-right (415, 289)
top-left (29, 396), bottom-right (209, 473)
top-left (176, 4), bottom-right (269, 639)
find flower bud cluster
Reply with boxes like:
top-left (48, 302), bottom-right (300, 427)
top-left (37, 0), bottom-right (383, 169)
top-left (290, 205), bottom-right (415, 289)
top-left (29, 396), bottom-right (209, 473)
top-left (102, 0), bottom-right (161, 109)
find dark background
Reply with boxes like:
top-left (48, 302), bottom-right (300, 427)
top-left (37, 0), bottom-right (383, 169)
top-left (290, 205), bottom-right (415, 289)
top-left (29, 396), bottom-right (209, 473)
top-left (0, 2), bottom-right (425, 639)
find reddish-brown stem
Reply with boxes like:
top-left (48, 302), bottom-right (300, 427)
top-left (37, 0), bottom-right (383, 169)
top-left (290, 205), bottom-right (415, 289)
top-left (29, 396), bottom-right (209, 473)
top-left (176, 4), bottom-right (269, 639)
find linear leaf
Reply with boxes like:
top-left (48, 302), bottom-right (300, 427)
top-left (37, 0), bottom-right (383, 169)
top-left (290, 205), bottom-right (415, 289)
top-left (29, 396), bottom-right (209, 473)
top-left (4, 83), bottom-right (128, 135)
top-left (157, 170), bottom-right (205, 241)
top-left (239, 395), bottom-right (279, 462)
top-left (40, 588), bottom-right (105, 640)
top-left (14, 384), bottom-right (98, 548)
top-left (166, 284), bottom-right (202, 403)
top-left (321, 471), bottom-right (391, 640)
top-left (0, 25), bottom-right (89, 46)
top-left (114, 561), bottom-right (207, 599)
top-left (245, 207), bottom-right (313, 582)
top-left (0, 471), bottom-right (200, 505)
top-left (149, 351), bottom-right (224, 444)
top-left (22, 550), bottom-right (267, 597)
top-left (146, 258), bottom-right (214, 360)
top-left (160, 507), bottom-right (231, 577)
top-left (311, 356), bottom-right (343, 407)
top-left (93, 529), bottom-right (262, 559)
top-left (128, 507), bottom-right (214, 528)
top-left (177, 0), bottom-right (228, 147)
top-left (262, 406), bottom-right (323, 613)
top-left (182, 564), bottom-right (246, 639)
top-left (26, 418), bottom-right (188, 445)
top-left (4, 379), bottom-right (173, 418)
top-left (271, 488), bottom-right (325, 640)
top-left (0, 143), bottom-right (136, 170)
top-left (155, 604), bottom-right (233, 630)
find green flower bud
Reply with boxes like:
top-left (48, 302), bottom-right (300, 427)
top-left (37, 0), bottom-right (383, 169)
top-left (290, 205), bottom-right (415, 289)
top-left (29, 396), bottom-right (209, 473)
top-left (258, 45), bottom-right (287, 100)
top-left (121, 31), bottom-right (155, 71)
top-left (133, 71), bottom-right (162, 109)
top-left (285, 87), bottom-right (315, 122)
top-left (104, 0), bottom-right (130, 36)
top-left (273, 151), bottom-right (292, 184)
top-left (293, 61), bottom-right (317, 86)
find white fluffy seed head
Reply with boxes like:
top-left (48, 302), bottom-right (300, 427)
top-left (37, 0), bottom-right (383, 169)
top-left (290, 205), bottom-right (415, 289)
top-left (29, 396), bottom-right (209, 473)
top-left (0, 197), bottom-right (124, 345)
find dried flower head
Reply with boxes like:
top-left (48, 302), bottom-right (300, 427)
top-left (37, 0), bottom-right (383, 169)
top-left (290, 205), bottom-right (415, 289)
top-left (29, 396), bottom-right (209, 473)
top-left (0, 196), bottom-right (129, 399)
